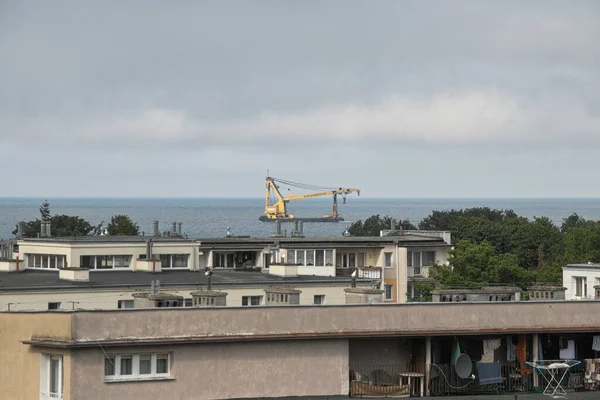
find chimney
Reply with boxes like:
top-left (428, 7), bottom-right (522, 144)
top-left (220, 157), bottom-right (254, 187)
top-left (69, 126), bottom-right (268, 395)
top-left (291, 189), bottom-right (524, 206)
top-left (17, 221), bottom-right (25, 238)
top-left (146, 239), bottom-right (153, 260)
top-left (293, 220), bottom-right (299, 236)
top-left (390, 218), bottom-right (396, 231)
top-left (153, 221), bottom-right (159, 237)
top-left (171, 222), bottom-right (177, 237)
top-left (177, 222), bottom-right (182, 237)
top-left (46, 220), bottom-right (51, 237)
top-left (299, 221), bottom-right (304, 235)
top-left (276, 221), bottom-right (282, 236)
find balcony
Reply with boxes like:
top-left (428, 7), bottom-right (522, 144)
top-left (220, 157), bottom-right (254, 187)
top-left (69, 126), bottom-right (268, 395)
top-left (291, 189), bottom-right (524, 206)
top-left (358, 266), bottom-right (382, 279)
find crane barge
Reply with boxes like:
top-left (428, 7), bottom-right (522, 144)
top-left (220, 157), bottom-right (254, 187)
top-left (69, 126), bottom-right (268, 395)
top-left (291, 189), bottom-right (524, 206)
top-left (259, 176), bottom-right (360, 222)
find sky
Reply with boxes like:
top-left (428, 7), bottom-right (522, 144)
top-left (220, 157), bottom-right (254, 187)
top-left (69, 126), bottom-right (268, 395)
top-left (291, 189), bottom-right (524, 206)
top-left (1, 1), bottom-right (599, 198)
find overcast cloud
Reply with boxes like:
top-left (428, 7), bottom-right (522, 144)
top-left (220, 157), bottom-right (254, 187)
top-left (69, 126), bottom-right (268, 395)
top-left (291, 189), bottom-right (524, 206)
top-left (1, 1), bottom-right (599, 197)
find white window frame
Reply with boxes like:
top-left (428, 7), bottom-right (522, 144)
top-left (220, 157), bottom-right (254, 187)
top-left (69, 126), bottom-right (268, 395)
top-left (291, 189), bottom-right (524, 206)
top-left (384, 284), bottom-right (393, 301)
top-left (336, 252), bottom-right (366, 268)
top-left (286, 249), bottom-right (334, 267)
top-left (384, 252), bottom-right (393, 268)
top-left (407, 250), bottom-right (436, 267)
top-left (575, 276), bottom-right (587, 297)
top-left (28, 254), bottom-right (66, 270)
top-left (241, 296), bottom-right (262, 306)
top-left (40, 354), bottom-right (63, 400)
top-left (313, 295), bottom-right (325, 305)
top-left (80, 255), bottom-right (132, 270)
top-left (105, 353), bottom-right (171, 382)
top-left (158, 254), bottom-right (189, 269)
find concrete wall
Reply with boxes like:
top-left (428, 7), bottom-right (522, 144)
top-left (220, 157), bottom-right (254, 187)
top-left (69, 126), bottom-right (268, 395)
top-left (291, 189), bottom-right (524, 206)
top-left (66, 301), bottom-right (600, 343)
top-left (0, 312), bottom-right (72, 400)
top-left (70, 339), bottom-right (349, 400)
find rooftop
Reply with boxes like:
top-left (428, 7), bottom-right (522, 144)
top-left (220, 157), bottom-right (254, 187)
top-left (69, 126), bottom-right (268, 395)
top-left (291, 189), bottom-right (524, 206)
top-left (0, 269), bottom-right (373, 292)
top-left (564, 263), bottom-right (600, 269)
top-left (18, 234), bottom-right (449, 247)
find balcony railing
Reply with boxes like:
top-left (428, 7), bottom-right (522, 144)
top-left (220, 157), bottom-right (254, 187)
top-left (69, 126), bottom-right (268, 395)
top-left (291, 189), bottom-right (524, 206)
top-left (358, 267), bottom-right (382, 279)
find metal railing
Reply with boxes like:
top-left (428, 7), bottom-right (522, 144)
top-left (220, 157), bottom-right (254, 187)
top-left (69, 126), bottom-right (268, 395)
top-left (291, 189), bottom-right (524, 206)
top-left (349, 364), bottom-right (425, 397)
top-left (428, 361), bottom-right (534, 396)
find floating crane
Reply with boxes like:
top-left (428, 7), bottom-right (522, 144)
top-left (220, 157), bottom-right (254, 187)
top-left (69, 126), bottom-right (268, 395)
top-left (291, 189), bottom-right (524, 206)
top-left (259, 176), bottom-right (360, 222)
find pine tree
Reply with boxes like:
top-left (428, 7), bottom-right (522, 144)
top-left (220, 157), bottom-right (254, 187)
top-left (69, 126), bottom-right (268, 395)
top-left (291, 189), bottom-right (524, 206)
top-left (39, 199), bottom-right (51, 221)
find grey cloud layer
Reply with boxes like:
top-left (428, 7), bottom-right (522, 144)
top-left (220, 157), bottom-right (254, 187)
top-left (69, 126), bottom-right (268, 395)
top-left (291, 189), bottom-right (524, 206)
top-left (1, 1), bottom-right (599, 196)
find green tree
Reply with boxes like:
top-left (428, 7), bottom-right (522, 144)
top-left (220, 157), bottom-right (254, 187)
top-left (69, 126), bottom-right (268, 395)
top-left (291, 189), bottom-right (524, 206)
top-left (561, 213), bottom-right (586, 233)
top-left (562, 220), bottom-right (600, 264)
top-left (39, 199), bottom-right (51, 221)
top-left (51, 215), bottom-right (93, 236)
top-left (348, 215), bottom-right (415, 236)
top-left (107, 215), bottom-right (140, 236)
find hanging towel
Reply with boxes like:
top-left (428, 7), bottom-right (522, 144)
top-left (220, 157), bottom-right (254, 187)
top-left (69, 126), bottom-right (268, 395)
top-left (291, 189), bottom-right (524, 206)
top-left (560, 340), bottom-right (575, 360)
top-left (482, 339), bottom-right (501, 362)
top-left (507, 336), bottom-right (516, 361)
top-left (451, 337), bottom-right (461, 365)
top-left (593, 336), bottom-right (600, 351)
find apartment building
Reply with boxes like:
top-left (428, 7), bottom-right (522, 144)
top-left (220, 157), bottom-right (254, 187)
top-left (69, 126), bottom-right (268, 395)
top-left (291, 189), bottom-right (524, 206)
top-left (0, 231), bottom-right (451, 309)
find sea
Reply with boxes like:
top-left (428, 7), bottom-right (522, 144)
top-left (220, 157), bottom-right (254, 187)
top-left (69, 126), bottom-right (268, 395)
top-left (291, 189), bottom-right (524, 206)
top-left (2, 197), bottom-right (600, 240)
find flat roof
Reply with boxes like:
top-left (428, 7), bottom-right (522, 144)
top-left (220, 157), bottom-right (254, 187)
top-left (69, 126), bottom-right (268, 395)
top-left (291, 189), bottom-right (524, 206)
top-left (564, 263), bottom-right (600, 269)
top-left (0, 269), bottom-right (373, 292)
top-left (18, 234), bottom-right (448, 247)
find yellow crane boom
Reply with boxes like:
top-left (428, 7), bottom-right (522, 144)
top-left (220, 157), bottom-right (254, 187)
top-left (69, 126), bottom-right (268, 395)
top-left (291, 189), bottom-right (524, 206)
top-left (260, 176), bottom-right (360, 222)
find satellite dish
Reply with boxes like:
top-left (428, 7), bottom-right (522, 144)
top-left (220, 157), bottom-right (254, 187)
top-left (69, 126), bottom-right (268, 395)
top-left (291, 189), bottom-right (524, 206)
top-left (455, 353), bottom-right (473, 379)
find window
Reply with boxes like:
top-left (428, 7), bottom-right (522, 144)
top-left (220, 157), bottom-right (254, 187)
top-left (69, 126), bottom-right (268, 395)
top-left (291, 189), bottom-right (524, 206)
top-left (407, 251), bottom-right (436, 267)
top-left (184, 298), bottom-right (193, 307)
top-left (575, 276), bottom-right (587, 297)
top-left (159, 254), bottom-right (189, 268)
top-left (286, 249), bottom-right (334, 267)
top-left (315, 250), bottom-right (325, 266)
top-left (422, 251), bottom-right (436, 266)
top-left (80, 255), bottom-right (132, 270)
top-left (242, 296), bottom-right (262, 306)
top-left (139, 354), bottom-right (152, 375)
top-left (27, 254), bottom-right (66, 270)
top-left (384, 252), bottom-right (392, 268)
top-left (41, 354), bottom-right (63, 400)
top-left (384, 284), bottom-right (393, 301)
top-left (213, 252), bottom-right (234, 268)
top-left (306, 250), bottom-right (314, 266)
top-left (314, 295), bottom-right (325, 305)
top-left (120, 355), bottom-right (133, 375)
top-left (413, 266), bottom-right (421, 276)
top-left (156, 354), bottom-right (169, 374)
top-left (48, 302), bottom-right (61, 310)
top-left (118, 300), bottom-right (134, 309)
top-left (336, 252), bottom-right (366, 268)
top-left (105, 353), bottom-right (171, 382)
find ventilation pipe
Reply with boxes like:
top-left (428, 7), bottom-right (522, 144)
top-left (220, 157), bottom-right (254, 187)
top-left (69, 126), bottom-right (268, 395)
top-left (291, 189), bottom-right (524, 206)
top-left (46, 221), bottom-right (51, 237)
top-left (177, 222), bottom-right (182, 237)
top-left (390, 218), bottom-right (396, 232)
top-left (276, 221), bottom-right (282, 235)
top-left (153, 221), bottom-right (159, 237)
top-left (171, 222), bottom-right (177, 237)
top-left (146, 239), bottom-right (153, 260)
top-left (299, 221), bottom-right (304, 235)
top-left (293, 220), bottom-right (299, 236)
top-left (17, 221), bottom-right (24, 238)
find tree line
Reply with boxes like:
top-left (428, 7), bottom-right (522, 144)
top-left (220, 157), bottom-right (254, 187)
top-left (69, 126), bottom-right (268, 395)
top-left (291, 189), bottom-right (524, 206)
top-left (348, 208), bottom-right (600, 297)
top-left (13, 200), bottom-right (140, 237)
